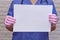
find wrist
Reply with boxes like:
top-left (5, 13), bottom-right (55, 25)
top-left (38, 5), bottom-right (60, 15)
top-left (5, 24), bottom-right (13, 31)
top-left (51, 23), bottom-right (56, 31)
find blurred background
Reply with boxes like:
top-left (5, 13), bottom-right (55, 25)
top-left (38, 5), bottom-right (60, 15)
top-left (0, 0), bottom-right (60, 40)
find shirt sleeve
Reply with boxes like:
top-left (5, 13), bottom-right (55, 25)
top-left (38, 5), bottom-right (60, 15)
top-left (7, 1), bottom-right (14, 17)
top-left (49, 0), bottom-right (57, 15)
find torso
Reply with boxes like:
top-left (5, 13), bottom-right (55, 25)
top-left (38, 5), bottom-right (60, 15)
top-left (13, 0), bottom-right (50, 40)
top-left (14, 0), bottom-right (50, 5)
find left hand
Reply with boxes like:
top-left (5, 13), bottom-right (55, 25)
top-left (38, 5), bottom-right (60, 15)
top-left (49, 14), bottom-right (58, 31)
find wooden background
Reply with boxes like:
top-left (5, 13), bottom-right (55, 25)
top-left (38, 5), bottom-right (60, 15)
top-left (0, 0), bottom-right (60, 40)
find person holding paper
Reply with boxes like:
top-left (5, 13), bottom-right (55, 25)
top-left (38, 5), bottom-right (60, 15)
top-left (5, 0), bottom-right (58, 40)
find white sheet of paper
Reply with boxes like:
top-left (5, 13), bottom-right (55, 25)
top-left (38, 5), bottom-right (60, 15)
top-left (13, 5), bottom-right (53, 32)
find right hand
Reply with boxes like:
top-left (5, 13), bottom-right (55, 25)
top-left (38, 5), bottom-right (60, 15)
top-left (5, 16), bottom-right (16, 31)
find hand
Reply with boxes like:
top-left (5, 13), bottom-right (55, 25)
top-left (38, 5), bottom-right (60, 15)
top-left (49, 14), bottom-right (58, 31)
top-left (5, 16), bottom-right (16, 25)
top-left (5, 16), bottom-right (16, 31)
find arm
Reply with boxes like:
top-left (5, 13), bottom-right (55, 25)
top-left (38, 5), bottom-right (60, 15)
top-left (5, 1), bottom-right (15, 32)
top-left (49, 0), bottom-right (58, 31)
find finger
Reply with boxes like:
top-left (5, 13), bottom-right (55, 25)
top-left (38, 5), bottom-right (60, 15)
top-left (49, 14), bottom-right (56, 16)
top-left (5, 18), bottom-right (16, 25)
top-left (50, 21), bottom-right (57, 24)
top-left (49, 18), bottom-right (57, 22)
top-left (6, 21), bottom-right (15, 24)
top-left (6, 18), bottom-right (16, 23)
top-left (5, 21), bottom-right (11, 25)
top-left (6, 16), bottom-right (16, 21)
top-left (49, 15), bottom-right (58, 19)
